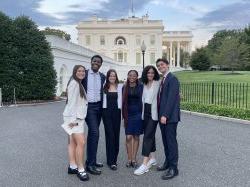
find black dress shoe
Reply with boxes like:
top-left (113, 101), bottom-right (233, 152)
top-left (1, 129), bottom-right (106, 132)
top-left (109, 165), bottom-right (117, 170)
top-left (95, 162), bottom-right (104, 168)
top-left (86, 166), bottom-right (102, 175)
top-left (126, 161), bottom-right (132, 168)
top-left (161, 168), bottom-right (178, 180)
top-left (157, 163), bottom-right (169, 171)
top-left (68, 166), bottom-right (78, 174)
top-left (131, 161), bottom-right (138, 168)
top-left (77, 171), bottom-right (89, 181)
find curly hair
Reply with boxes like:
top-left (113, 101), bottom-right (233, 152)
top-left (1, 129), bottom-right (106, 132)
top-left (141, 65), bottom-right (160, 84)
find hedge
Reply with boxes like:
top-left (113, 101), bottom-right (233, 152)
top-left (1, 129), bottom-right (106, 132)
top-left (181, 102), bottom-right (250, 120)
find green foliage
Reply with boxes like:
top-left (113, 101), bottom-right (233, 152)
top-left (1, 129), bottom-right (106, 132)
top-left (0, 12), bottom-right (16, 102)
top-left (41, 27), bottom-right (71, 41)
top-left (190, 47), bottom-right (211, 70)
top-left (214, 36), bottom-right (250, 72)
top-left (204, 27), bottom-right (250, 70)
top-left (207, 30), bottom-right (238, 51)
top-left (181, 102), bottom-right (250, 120)
top-left (0, 12), bottom-right (57, 102)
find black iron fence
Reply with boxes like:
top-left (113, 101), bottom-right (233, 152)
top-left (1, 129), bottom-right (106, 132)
top-left (181, 82), bottom-right (250, 109)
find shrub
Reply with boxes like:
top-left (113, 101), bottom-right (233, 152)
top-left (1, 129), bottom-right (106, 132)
top-left (181, 102), bottom-right (250, 120)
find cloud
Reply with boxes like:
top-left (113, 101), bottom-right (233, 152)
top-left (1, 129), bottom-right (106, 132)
top-left (152, 0), bottom-right (210, 16)
top-left (196, 1), bottom-right (250, 30)
top-left (0, 0), bottom-right (153, 26)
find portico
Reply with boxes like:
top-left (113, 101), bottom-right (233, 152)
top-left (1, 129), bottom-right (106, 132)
top-left (162, 31), bottom-right (193, 68)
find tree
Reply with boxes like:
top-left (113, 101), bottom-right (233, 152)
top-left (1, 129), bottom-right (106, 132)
top-left (214, 36), bottom-right (249, 73)
top-left (41, 27), bottom-right (71, 41)
top-left (207, 30), bottom-right (240, 65)
top-left (242, 26), bottom-right (250, 70)
top-left (0, 12), bottom-right (16, 102)
top-left (12, 16), bottom-right (57, 100)
top-left (190, 47), bottom-right (211, 71)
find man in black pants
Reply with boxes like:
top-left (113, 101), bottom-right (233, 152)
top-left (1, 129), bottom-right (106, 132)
top-left (82, 55), bottom-right (106, 175)
top-left (156, 58), bottom-right (180, 180)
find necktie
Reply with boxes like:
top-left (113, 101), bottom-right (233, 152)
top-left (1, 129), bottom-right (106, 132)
top-left (157, 77), bottom-right (165, 111)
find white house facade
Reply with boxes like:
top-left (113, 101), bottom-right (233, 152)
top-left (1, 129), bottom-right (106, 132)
top-left (77, 15), bottom-right (193, 69)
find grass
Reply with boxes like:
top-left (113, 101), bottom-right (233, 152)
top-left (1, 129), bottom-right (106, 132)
top-left (173, 71), bottom-right (250, 110)
top-left (174, 71), bottom-right (250, 83)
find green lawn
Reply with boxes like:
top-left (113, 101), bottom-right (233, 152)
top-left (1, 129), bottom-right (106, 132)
top-left (174, 71), bottom-right (250, 83)
top-left (173, 71), bottom-right (250, 109)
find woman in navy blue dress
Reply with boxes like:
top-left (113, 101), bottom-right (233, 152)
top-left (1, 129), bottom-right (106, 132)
top-left (122, 70), bottom-right (143, 168)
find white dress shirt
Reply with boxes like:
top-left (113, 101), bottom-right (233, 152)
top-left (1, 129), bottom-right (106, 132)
top-left (144, 85), bottom-right (154, 104)
top-left (87, 69), bottom-right (101, 102)
top-left (142, 80), bottom-right (160, 121)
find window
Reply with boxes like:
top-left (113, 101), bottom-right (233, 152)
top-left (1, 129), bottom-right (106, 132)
top-left (117, 39), bottom-right (124, 45)
top-left (150, 35), bottom-right (155, 45)
top-left (124, 53), bottom-right (127, 62)
top-left (150, 52), bottom-right (155, 64)
top-left (100, 35), bottom-right (105, 45)
top-left (86, 35), bottom-right (91, 45)
top-left (114, 53), bottom-right (117, 61)
top-left (118, 51), bottom-right (123, 62)
top-left (163, 52), bottom-right (167, 59)
top-left (136, 53), bottom-right (141, 64)
top-left (115, 36), bottom-right (126, 45)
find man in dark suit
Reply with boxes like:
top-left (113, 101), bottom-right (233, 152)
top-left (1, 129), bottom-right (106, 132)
top-left (156, 58), bottom-right (180, 180)
top-left (82, 55), bottom-right (106, 175)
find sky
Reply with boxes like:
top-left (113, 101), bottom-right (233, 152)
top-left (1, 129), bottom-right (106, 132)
top-left (1, 0), bottom-right (250, 49)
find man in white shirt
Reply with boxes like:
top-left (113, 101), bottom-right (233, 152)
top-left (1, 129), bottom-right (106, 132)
top-left (82, 55), bottom-right (106, 175)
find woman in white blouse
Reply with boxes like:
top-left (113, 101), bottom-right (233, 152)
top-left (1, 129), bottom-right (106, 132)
top-left (134, 65), bottom-right (160, 175)
top-left (63, 65), bottom-right (89, 181)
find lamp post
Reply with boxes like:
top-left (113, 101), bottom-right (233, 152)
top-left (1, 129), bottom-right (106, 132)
top-left (141, 40), bottom-right (146, 69)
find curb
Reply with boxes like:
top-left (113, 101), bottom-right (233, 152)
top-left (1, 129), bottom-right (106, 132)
top-left (1, 99), bottom-right (65, 108)
top-left (181, 110), bottom-right (250, 125)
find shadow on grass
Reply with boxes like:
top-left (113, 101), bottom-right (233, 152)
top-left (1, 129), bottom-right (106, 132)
top-left (220, 72), bottom-right (243, 75)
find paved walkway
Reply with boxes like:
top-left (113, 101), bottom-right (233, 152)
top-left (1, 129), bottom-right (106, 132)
top-left (0, 102), bottom-right (249, 187)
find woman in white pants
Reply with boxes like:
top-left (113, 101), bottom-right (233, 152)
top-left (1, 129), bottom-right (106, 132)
top-left (63, 65), bottom-right (89, 181)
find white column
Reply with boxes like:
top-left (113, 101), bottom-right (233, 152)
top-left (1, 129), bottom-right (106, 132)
top-left (173, 44), bottom-right (176, 67)
top-left (188, 42), bottom-right (192, 55)
top-left (177, 41), bottom-right (180, 67)
top-left (167, 45), bottom-right (170, 62)
top-left (170, 41), bottom-right (173, 67)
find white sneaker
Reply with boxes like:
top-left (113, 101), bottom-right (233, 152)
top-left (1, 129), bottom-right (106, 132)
top-left (134, 164), bottom-right (149, 175)
top-left (147, 158), bottom-right (157, 169)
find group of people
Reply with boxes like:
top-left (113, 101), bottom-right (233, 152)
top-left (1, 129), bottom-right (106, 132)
top-left (62, 55), bottom-right (180, 182)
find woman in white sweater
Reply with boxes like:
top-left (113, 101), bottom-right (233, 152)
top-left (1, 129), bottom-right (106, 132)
top-left (134, 65), bottom-right (160, 175)
top-left (63, 65), bottom-right (89, 181)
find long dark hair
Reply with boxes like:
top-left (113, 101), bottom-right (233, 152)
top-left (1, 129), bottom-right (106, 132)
top-left (103, 69), bottom-right (119, 93)
top-left (122, 70), bottom-right (139, 125)
top-left (66, 65), bottom-right (87, 103)
top-left (141, 65), bottom-right (160, 84)
top-left (122, 70), bottom-right (139, 101)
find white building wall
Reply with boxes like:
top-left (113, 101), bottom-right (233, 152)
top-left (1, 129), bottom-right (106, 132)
top-left (46, 35), bottom-right (143, 96)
